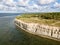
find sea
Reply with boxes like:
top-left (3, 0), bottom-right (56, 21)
top-left (0, 13), bottom-right (60, 45)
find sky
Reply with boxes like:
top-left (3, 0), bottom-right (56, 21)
top-left (0, 0), bottom-right (60, 13)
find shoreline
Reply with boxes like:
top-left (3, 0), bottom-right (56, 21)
top-left (14, 18), bottom-right (60, 41)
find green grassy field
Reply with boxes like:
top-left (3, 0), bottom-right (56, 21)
top-left (16, 12), bottom-right (60, 27)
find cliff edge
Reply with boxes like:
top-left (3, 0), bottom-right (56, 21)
top-left (14, 13), bottom-right (60, 41)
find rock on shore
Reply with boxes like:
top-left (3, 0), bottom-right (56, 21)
top-left (14, 19), bottom-right (60, 41)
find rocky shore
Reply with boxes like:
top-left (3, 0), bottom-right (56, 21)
top-left (14, 18), bottom-right (60, 41)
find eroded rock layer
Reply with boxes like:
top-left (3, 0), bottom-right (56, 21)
top-left (14, 19), bottom-right (60, 41)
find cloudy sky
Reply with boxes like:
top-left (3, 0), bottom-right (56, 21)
top-left (0, 0), bottom-right (60, 13)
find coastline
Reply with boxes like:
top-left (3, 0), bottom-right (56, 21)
top-left (14, 18), bottom-right (60, 41)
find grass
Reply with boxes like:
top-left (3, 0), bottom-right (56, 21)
top-left (54, 23), bottom-right (60, 27)
top-left (16, 13), bottom-right (60, 27)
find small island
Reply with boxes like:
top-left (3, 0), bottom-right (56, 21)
top-left (14, 12), bottom-right (60, 41)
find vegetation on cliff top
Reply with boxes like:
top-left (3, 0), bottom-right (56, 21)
top-left (16, 12), bottom-right (60, 27)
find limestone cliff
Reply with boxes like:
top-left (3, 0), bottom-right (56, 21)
top-left (14, 19), bottom-right (60, 41)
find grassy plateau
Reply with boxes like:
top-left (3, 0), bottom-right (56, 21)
top-left (16, 12), bottom-right (60, 27)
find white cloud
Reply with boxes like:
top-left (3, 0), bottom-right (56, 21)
top-left (17, 0), bottom-right (30, 6)
top-left (3, 0), bottom-right (16, 7)
top-left (54, 2), bottom-right (60, 8)
top-left (0, 4), bottom-right (9, 11)
top-left (3, 0), bottom-right (14, 3)
top-left (38, 0), bottom-right (56, 4)
top-left (0, 3), bottom-right (16, 11)
top-left (0, 4), bottom-right (4, 10)
top-left (0, 0), bottom-right (3, 2)
top-left (0, 0), bottom-right (60, 12)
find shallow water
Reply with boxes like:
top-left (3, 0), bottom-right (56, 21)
top-left (0, 15), bottom-right (60, 45)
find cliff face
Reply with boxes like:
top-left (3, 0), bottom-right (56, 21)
top-left (14, 19), bottom-right (60, 41)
